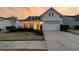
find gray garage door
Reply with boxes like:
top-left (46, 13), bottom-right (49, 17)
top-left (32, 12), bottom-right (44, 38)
top-left (42, 22), bottom-right (60, 30)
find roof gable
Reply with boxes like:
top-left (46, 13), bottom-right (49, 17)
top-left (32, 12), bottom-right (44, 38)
top-left (40, 7), bottom-right (63, 18)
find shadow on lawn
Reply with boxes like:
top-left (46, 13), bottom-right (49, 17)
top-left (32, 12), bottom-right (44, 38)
top-left (5, 28), bottom-right (44, 35)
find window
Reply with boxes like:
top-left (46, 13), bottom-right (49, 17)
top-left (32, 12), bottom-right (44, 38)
top-left (49, 12), bottom-right (53, 16)
top-left (35, 16), bottom-right (38, 19)
top-left (38, 17), bottom-right (40, 20)
top-left (26, 23), bottom-right (28, 28)
top-left (29, 23), bottom-right (33, 28)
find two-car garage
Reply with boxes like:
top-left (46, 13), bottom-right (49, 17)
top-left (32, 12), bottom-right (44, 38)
top-left (42, 21), bottom-right (61, 30)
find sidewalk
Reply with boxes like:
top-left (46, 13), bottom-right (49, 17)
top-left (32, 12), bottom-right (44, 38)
top-left (0, 41), bottom-right (47, 51)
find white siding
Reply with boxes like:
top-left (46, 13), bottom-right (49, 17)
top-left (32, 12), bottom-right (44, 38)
top-left (41, 9), bottom-right (62, 22)
top-left (41, 8), bottom-right (63, 30)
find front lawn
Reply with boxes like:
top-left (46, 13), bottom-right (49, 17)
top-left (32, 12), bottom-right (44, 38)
top-left (0, 31), bottom-right (44, 41)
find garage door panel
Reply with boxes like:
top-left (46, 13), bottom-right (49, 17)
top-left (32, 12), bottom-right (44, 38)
top-left (42, 22), bottom-right (60, 30)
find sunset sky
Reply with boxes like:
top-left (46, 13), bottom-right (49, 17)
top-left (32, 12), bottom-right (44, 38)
top-left (0, 7), bottom-right (79, 19)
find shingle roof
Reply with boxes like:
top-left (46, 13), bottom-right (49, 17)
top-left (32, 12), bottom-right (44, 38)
top-left (26, 16), bottom-right (41, 21)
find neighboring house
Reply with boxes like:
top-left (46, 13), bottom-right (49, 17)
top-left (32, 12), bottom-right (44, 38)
top-left (63, 15), bottom-right (79, 29)
top-left (0, 17), bottom-right (21, 29)
top-left (21, 7), bottom-right (63, 30)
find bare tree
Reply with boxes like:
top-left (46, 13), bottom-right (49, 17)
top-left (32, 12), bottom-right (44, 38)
top-left (9, 16), bottom-right (17, 26)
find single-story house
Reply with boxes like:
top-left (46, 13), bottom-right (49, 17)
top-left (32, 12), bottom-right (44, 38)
top-left (40, 8), bottom-right (63, 30)
top-left (2, 7), bottom-right (79, 30)
top-left (21, 8), bottom-right (63, 30)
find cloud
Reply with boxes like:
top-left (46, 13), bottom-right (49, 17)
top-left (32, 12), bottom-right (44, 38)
top-left (55, 7), bottom-right (79, 15)
top-left (0, 7), bottom-right (79, 19)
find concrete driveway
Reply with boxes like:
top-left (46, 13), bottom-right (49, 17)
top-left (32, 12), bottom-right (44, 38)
top-left (43, 30), bottom-right (79, 51)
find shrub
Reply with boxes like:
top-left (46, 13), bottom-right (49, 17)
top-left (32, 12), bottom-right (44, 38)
top-left (60, 24), bottom-right (69, 31)
top-left (6, 26), bottom-right (16, 30)
top-left (6, 27), bottom-right (34, 32)
top-left (0, 28), bottom-right (1, 31)
top-left (74, 25), bottom-right (79, 29)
